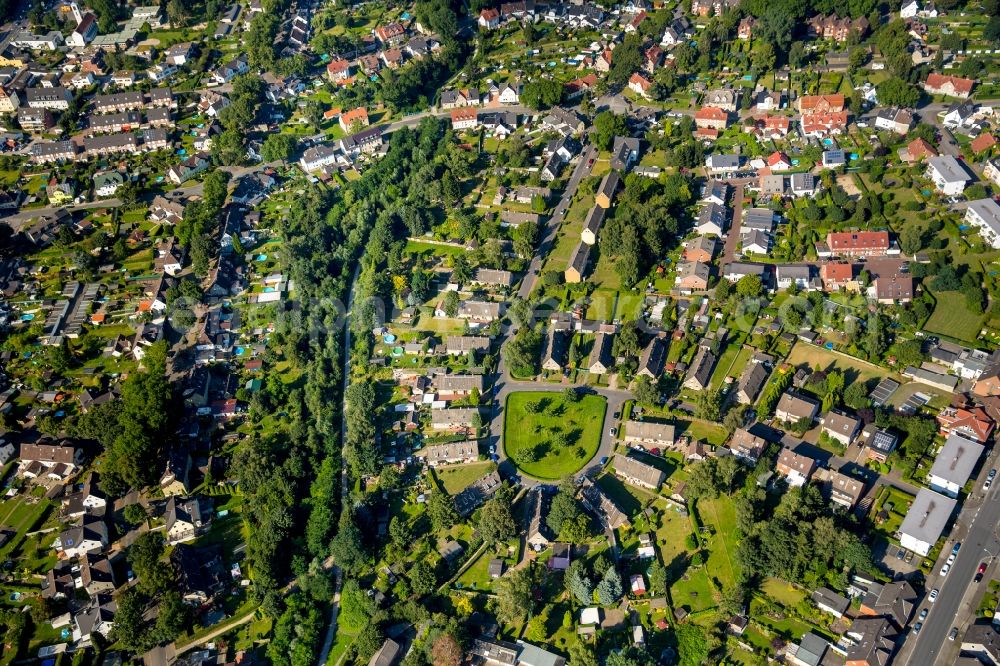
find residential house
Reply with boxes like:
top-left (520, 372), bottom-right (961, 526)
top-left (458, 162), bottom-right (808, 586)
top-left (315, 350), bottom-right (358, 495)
top-left (588, 331), bottom-right (613, 374)
top-left (926, 155), bottom-right (970, 194)
top-left (165, 495), bottom-right (211, 544)
top-left (801, 111), bottom-right (849, 137)
top-left (73, 593), bottom-right (116, 643)
top-left (595, 171), bottom-right (620, 208)
top-left (965, 198), bottom-right (1000, 249)
top-left (903, 137), bottom-right (938, 162)
top-left (478, 8), bottom-right (500, 28)
top-left (637, 335), bottom-right (667, 380)
top-left (822, 411), bottom-right (860, 445)
top-left (774, 391), bottom-right (819, 425)
top-left (540, 328), bottom-right (569, 372)
top-left (730, 428), bottom-right (767, 463)
top-left (694, 106), bottom-right (729, 131)
top-left (817, 468), bottom-right (865, 510)
top-left (613, 454), bottom-right (665, 490)
top-left (695, 203), bottom-right (727, 236)
top-left (429, 407), bottom-right (480, 431)
top-left (736, 361), bottom-right (769, 405)
top-left (339, 107), bottom-right (369, 133)
top-left (866, 428), bottom-right (899, 463)
top-left (874, 107), bottom-right (914, 134)
top-left (565, 242), bottom-right (591, 283)
top-left (581, 205), bottom-right (606, 245)
top-left (923, 73), bottom-right (975, 99)
top-left (623, 421), bottom-right (675, 450)
top-left (776, 448), bottom-right (816, 487)
top-left (703, 88), bottom-right (739, 112)
top-left (674, 261), bottom-right (710, 292)
top-left (898, 487), bottom-right (955, 555)
top-left (798, 94), bottom-right (845, 115)
top-left (683, 347), bottom-right (716, 391)
top-left (683, 236), bottom-right (718, 262)
top-left (419, 441), bottom-right (478, 466)
top-left (57, 517), bottom-right (108, 558)
top-left (927, 432), bottom-right (984, 498)
top-left (168, 153), bottom-right (210, 184)
top-left (825, 231), bottom-right (891, 257)
top-left (628, 72), bottom-right (652, 98)
top-left (873, 275), bottom-right (914, 304)
top-left (859, 580), bottom-right (918, 629)
top-left (937, 406), bottom-right (994, 443)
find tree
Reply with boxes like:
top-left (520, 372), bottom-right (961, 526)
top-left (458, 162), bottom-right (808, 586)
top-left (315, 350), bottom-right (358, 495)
top-left (155, 590), bottom-right (191, 641)
top-left (512, 221), bottom-right (539, 258)
top-left (261, 133), bottom-right (297, 162)
top-left (521, 79), bottom-right (563, 110)
top-left (565, 560), bottom-right (593, 604)
top-left (428, 491), bottom-right (459, 531)
top-left (407, 560), bottom-right (436, 597)
top-left (632, 375), bottom-right (659, 405)
top-left (443, 290), bottom-right (460, 317)
top-left (696, 389), bottom-right (722, 422)
top-left (676, 623), bottom-right (710, 666)
top-left (592, 112), bottom-right (628, 151)
top-left (844, 382), bottom-right (870, 410)
top-left (478, 489), bottom-right (518, 545)
top-left (547, 477), bottom-right (582, 535)
top-left (123, 503), bottom-right (147, 526)
top-left (329, 519), bottom-right (367, 574)
top-left (889, 339), bottom-right (924, 367)
top-left (864, 313), bottom-right (887, 360)
top-left (736, 274), bottom-right (762, 298)
top-left (495, 567), bottom-right (533, 625)
top-left (110, 589), bottom-right (150, 652)
top-left (431, 635), bottom-right (463, 666)
top-left (340, 579), bottom-right (376, 632)
top-left (877, 77), bottom-right (921, 108)
top-left (900, 225), bottom-right (923, 256)
top-left (524, 605), bottom-right (552, 642)
top-left (128, 532), bottom-right (173, 596)
top-left (647, 561), bottom-right (667, 594)
top-left (595, 567), bottom-right (623, 606)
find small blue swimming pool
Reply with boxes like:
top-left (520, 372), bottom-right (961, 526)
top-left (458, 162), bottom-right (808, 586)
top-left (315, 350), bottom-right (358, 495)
top-left (383, 334), bottom-right (397, 343)
top-left (791, 159), bottom-right (800, 166)
top-left (20, 313), bottom-right (34, 321)
top-left (850, 153), bottom-right (859, 160)
top-left (255, 254), bottom-right (268, 261)
top-left (743, 74), bottom-right (752, 80)
top-left (825, 342), bottom-right (834, 350)
top-left (263, 287), bottom-right (275, 293)
top-left (235, 346), bottom-right (246, 355)
top-left (823, 138), bottom-right (834, 146)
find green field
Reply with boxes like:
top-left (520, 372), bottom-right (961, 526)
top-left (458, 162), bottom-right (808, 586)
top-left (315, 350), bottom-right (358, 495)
top-left (503, 391), bottom-right (606, 480)
top-left (436, 461), bottom-right (494, 495)
top-left (785, 342), bottom-right (889, 385)
top-left (924, 290), bottom-right (986, 343)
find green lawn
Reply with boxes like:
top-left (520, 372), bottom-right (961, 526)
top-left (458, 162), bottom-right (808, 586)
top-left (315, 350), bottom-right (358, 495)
top-left (785, 342), bottom-right (889, 385)
top-left (436, 461), bottom-right (494, 495)
top-left (924, 290), bottom-right (986, 343)
top-left (503, 392), bottom-right (606, 480)
top-left (696, 496), bottom-right (741, 590)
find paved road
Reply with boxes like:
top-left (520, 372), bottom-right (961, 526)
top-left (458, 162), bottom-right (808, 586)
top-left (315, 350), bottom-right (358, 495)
top-left (902, 458), bottom-right (1000, 665)
top-left (517, 144), bottom-right (598, 300)
top-left (385, 105), bottom-right (532, 135)
top-left (719, 178), bottom-right (753, 266)
top-left (3, 161), bottom-right (282, 231)
top-left (314, 264), bottom-right (360, 666)
top-left (488, 359), bottom-right (632, 486)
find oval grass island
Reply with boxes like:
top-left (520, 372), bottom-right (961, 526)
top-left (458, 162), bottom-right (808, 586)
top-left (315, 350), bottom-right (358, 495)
top-left (502, 390), bottom-right (606, 480)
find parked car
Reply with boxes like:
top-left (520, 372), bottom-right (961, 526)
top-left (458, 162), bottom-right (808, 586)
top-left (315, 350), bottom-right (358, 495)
top-left (976, 562), bottom-right (988, 583)
top-left (940, 563), bottom-right (951, 576)
top-left (919, 608), bottom-right (928, 620)
top-left (929, 589), bottom-right (939, 603)
top-left (949, 627), bottom-right (959, 641)
top-left (913, 622), bottom-right (922, 634)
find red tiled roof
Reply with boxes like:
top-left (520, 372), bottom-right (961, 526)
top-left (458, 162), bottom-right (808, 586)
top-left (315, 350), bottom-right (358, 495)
top-left (925, 73), bottom-right (975, 95)
top-left (826, 231), bottom-right (890, 251)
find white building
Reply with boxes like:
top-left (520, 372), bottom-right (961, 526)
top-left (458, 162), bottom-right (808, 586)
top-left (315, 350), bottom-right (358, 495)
top-left (898, 488), bottom-right (957, 556)
top-left (965, 198), bottom-right (1000, 249)
top-left (926, 156), bottom-right (970, 195)
top-left (927, 432), bottom-right (984, 499)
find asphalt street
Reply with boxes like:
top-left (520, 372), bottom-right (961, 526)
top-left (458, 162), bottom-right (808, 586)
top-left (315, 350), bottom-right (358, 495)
top-left (903, 472), bottom-right (1000, 665)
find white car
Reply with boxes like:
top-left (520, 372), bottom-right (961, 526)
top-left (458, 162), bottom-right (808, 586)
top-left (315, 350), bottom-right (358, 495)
top-left (940, 563), bottom-right (951, 576)
top-left (929, 588), bottom-right (939, 603)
